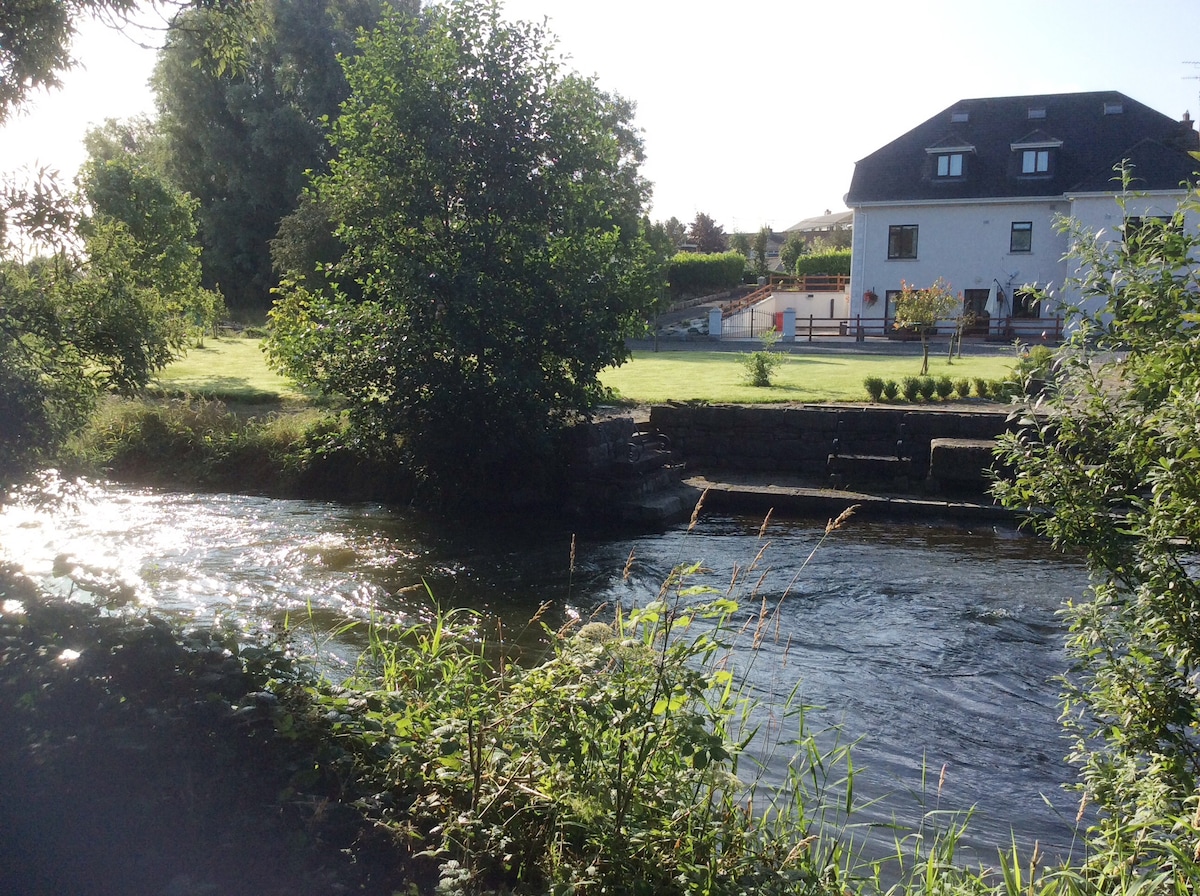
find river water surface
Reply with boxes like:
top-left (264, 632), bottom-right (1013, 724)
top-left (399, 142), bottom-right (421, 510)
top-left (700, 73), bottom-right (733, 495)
top-left (0, 482), bottom-right (1092, 865)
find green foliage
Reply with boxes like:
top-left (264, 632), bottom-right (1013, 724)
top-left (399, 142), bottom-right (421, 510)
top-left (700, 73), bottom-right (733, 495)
top-left (0, 165), bottom-right (205, 488)
top-left (934, 375), bottom-right (954, 399)
top-left (916, 376), bottom-right (936, 400)
top-left (729, 231), bottom-right (751, 258)
top-left (668, 250), bottom-right (746, 295)
top-left (994, 180), bottom-right (1200, 883)
top-left (266, 0), bottom-right (658, 503)
top-left (901, 376), bottom-right (920, 402)
top-left (0, 0), bottom-right (136, 121)
top-left (792, 248), bottom-right (851, 277)
top-left (863, 375), bottom-right (885, 401)
top-left (752, 225), bottom-right (772, 278)
top-left (740, 328), bottom-right (785, 387)
top-left (882, 379), bottom-right (900, 400)
top-left (78, 142), bottom-right (224, 345)
top-left (285, 557), bottom-right (871, 895)
top-left (779, 231), bottom-right (808, 273)
top-left (153, 0), bottom-right (408, 310)
top-left (687, 211), bottom-right (728, 253)
top-left (892, 278), bottom-right (961, 376)
top-left (973, 376), bottom-right (989, 398)
top-left (954, 378), bottom-right (971, 400)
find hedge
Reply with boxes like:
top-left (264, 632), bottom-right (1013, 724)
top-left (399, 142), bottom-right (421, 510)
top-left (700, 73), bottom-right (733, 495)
top-left (668, 251), bottom-right (746, 295)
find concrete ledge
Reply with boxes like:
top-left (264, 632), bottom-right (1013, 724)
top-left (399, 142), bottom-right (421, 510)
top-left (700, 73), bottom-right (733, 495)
top-left (687, 475), bottom-right (1015, 523)
top-left (927, 438), bottom-right (999, 490)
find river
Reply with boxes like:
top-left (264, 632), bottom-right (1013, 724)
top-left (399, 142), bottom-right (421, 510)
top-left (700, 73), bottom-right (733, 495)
top-left (0, 480), bottom-right (1092, 866)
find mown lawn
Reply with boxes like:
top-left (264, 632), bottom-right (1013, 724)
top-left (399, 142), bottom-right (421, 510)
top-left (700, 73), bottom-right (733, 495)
top-left (600, 348), bottom-right (1016, 404)
top-left (153, 337), bottom-right (306, 401)
top-left (155, 337), bottom-right (1017, 405)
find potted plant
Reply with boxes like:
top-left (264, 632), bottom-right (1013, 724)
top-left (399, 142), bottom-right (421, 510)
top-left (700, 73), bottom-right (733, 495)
top-left (863, 289), bottom-right (878, 307)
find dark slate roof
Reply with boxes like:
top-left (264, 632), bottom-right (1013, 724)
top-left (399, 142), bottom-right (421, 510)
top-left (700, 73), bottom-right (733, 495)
top-left (846, 91), bottom-right (1199, 204)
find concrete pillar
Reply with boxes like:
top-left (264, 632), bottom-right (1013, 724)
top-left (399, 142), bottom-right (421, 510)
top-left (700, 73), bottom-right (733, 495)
top-left (782, 308), bottom-right (796, 343)
top-left (708, 307), bottom-right (723, 339)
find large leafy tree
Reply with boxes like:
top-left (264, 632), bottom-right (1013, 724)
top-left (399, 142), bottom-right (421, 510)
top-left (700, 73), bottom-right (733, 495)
top-left (994, 182), bottom-right (1200, 884)
top-left (687, 212), bottom-right (728, 254)
top-left (78, 127), bottom-right (224, 345)
top-left (0, 163), bottom-right (206, 486)
top-left (267, 0), bottom-right (658, 501)
top-left (153, 0), bottom-right (410, 310)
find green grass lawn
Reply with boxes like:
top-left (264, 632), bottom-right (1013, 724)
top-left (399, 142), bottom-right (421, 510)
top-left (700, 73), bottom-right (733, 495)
top-left (600, 349), bottom-right (1016, 404)
top-left (153, 337), bottom-right (305, 401)
top-left (155, 337), bottom-right (1016, 405)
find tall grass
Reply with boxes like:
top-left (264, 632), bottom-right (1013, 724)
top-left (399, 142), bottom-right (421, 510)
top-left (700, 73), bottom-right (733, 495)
top-left (265, 495), bottom-right (1096, 895)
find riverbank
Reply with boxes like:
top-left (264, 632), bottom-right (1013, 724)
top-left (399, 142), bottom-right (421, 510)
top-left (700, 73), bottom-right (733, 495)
top-left (0, 567), bottom-right (412, 895)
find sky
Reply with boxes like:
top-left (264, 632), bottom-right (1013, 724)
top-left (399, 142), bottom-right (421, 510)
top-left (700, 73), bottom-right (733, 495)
top-left (2, 0), bottom-right (1199, 233)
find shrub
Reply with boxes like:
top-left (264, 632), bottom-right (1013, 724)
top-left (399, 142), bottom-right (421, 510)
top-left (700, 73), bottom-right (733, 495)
top-left (740, 327), bottom-right (785, 387)
top-left (973, 377), bottom-right (990, 398)
top-left (863, 376), bottom-right (885, 401)
top-left (934, 376), bottom-right (954, 399)
top-left (917, 376), bottom-right (936, 400)
top-left (901, 376), bottom-right (921, 401)
top-left (882, 379), bottom-right (900, 400)
top-left (990, 378), bottom-right (1017, 401)
top-left (954, 378), bottom-right (972, 399)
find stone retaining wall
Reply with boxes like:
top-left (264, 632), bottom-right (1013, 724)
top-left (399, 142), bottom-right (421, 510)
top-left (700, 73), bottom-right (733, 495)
top-left (648, 404), bottom-right (1013, 479)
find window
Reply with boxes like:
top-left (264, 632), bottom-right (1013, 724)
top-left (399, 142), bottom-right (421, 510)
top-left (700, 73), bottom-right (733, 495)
top-left (1123, 215), bottom-right (1174, 249)
top-left (1010, 221), bottom-right (1032, 253)
top-left (936, 152), bottom-right (964, 177)
top-left (887, 225), bottom-right (918, 259)
top-left (1022, 149), bottom-right (1050, 174)
top-left (950, 110), bottom-right (969, 123)
top-left (1027, 107), bottom-right (1046, 120)
top-left (1012, 288), bottom-right (1041, 319)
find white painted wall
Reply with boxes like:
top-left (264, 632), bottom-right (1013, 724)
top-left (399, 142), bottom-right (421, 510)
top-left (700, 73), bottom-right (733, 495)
top-left (848, 198), bottom-right (1070, 322)
top-left (849, 190), bottom-right (1194, 332)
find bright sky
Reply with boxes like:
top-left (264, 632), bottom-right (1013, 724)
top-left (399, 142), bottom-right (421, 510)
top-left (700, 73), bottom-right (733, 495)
top-left (2, 0), bottom-right (1198, 233)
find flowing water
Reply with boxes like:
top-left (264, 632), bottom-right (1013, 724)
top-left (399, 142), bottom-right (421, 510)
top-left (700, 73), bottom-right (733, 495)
top-left (0, 481), bottom-right (1092, 864)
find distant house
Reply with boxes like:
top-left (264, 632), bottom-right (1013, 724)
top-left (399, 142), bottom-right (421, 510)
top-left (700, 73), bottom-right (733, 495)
top-left (845, 91), bottom-right (1199, 337)
top-left (784, 209), bottom-right (853, 250)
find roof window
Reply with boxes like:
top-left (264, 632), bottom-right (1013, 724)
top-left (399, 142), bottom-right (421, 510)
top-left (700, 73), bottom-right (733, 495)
top-left (950, 110), bottom-right (969, 123)
top-left (1027, 107), bottom-right (1046, 120)
top-left (1104, 101), bottom-right (1124, 115)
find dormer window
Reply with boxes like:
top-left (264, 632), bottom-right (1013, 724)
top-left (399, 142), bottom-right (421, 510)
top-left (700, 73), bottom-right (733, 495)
top-left (1022, 149), bottom-right (1050, 174)
top-left (926, 138), bottom-right (974, 180)
top-left (1011, 132), bottom-right (1062, 178)
top-left (937, 152), bottom-right (964, 177)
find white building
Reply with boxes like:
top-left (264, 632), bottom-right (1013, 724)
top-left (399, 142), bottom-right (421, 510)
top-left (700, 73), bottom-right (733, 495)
top-left (845, 91), bottom-right (1199, 338)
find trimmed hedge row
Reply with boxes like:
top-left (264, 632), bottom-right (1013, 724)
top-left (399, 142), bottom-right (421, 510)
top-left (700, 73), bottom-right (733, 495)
top-left (668, 251), bottom-right (745, 294)
top-left (793, 249), bottom-right (851, 277)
